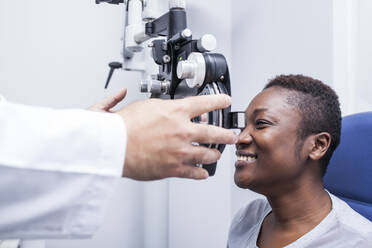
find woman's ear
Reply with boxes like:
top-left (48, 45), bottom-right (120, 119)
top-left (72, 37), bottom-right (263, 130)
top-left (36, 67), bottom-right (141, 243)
top-left (308, 132), bottom-right (331, 161)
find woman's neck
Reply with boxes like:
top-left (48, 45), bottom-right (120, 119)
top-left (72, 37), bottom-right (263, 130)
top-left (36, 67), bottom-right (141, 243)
top-left (266, 181), bottom-right (332, 231)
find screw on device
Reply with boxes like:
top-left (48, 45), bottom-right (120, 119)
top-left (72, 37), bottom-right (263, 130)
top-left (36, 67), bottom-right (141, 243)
top-left (104, 62), bottom-right (122, 89)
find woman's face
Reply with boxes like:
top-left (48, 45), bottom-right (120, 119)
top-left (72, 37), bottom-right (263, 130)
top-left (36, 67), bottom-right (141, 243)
top-left (235, 87), bottom-right (308, 194)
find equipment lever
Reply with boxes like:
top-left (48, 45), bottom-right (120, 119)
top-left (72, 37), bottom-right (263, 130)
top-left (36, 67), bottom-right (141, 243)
top-left (104, 62), bottom-right (122, 89)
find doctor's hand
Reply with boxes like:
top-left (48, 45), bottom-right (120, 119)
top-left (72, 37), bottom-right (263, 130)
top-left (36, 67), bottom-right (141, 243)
top-left (117, 94), bottom-right (238, 181)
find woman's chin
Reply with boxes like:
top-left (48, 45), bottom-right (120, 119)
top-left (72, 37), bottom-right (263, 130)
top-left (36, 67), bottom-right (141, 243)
top-left (234, 170), bottom-right (255, 189)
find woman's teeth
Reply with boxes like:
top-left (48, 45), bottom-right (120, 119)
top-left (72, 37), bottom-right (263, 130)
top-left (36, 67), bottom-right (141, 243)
top-left (237, 155), bottom-right (257, 162)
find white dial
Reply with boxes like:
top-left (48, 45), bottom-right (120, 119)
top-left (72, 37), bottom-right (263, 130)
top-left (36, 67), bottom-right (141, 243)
top-left (169, 0), bottom-right (186, 9)
top-left (197, 34), bottom-right (217, 52)
top-left (176, 52), bottom-right (206, 88)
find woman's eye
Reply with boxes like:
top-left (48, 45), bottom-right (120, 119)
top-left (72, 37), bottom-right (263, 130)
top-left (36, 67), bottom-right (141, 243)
top-left (255, 120), bottom-right (269, 129)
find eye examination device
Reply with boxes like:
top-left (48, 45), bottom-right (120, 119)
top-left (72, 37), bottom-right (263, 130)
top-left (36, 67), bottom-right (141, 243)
top-left (96, 0), bottom-right (245, 175)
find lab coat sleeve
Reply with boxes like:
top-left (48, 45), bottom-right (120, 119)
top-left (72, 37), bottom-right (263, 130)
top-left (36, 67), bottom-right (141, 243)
top-left (0, 96), bottom-right (127, 239)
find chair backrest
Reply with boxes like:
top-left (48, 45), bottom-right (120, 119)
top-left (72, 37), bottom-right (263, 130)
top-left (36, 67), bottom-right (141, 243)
top-left (324, 112), bottom-right (372, 221)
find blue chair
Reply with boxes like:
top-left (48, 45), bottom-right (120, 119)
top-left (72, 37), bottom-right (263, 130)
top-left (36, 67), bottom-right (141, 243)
top-left (324, 112), bottom-right (372, 221)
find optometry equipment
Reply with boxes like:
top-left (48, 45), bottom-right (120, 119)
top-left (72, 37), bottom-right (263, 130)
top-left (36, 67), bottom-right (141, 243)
top-left (96, 0), bottom-right (244, 175)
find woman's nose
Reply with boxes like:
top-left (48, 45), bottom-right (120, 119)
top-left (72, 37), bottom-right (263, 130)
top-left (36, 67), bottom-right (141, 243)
top-left (236, 128), bottom-right (253, 149)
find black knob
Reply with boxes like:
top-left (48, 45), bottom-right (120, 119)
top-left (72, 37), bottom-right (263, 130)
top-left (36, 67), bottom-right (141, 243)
top-left (104, 62), bottom-right (122, 89)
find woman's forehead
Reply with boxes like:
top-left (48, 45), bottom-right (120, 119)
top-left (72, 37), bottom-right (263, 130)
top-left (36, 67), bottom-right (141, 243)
top-left (246, 87), bottom-right (300, 118)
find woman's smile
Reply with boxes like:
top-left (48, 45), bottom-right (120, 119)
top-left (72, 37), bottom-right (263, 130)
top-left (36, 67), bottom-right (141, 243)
top-left (235, 151), bottom-right (257, 169)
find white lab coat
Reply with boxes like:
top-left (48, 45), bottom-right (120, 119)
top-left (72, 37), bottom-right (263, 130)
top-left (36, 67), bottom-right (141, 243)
top-left (0, 96), bottom-right (127, 239)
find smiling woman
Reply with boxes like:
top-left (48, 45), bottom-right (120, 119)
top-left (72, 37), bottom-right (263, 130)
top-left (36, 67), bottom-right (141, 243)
top-left (228, 75), bottom-right (372, 248)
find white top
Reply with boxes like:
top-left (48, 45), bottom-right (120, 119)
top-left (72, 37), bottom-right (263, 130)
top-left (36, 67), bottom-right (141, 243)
top-left (228, 193), bottom-right (372, 248)
top-left (0, 96), bottom-right (127, 239)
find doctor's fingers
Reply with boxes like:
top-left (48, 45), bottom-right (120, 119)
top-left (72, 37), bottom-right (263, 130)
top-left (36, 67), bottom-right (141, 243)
top-left (174, 146), bottom-right (221, 179)
top-left (178, 94), bottom-right (232, 118)
top-left (182, 146), bottom-right (221, 165)
top-left (101, 88), bottom-right (127, 111)
top-left (89, 88), bottom-right (127, 112)
top-left (190, 123), bottom-right (238, 145)
top-left (172, 165), bottom-right (209, 180)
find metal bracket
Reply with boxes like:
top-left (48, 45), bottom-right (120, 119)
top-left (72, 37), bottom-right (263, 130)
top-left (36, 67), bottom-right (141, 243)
top-left (227, 112), bottom-right (246, 129)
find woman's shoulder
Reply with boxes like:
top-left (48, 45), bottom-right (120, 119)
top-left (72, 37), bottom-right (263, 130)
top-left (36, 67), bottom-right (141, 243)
top-left (330, 193), bottom-right (372, 238)
top-left (229, 197), bottom-right (270, 233)
top-left (228, 197), bottom-right (270, 247)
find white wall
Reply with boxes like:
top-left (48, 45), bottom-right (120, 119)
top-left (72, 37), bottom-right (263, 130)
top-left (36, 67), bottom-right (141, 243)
top-left (353, 0), bottom-right (372, 113)
top-left (333, 0), bottom-right (372, 115)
